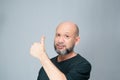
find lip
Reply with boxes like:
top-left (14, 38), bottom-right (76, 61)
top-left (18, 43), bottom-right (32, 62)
top-left (56, 45), bottom-right (65, 50)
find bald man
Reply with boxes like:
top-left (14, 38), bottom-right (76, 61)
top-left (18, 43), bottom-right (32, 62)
top-left (30, 22), bottom-right (91, 80)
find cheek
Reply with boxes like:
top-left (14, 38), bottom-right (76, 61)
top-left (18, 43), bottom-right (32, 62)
top-left (54, 38), bottom-right (58, 45)
top-left (65, 40), bottom-right (75, 47)
top-left (54, 37), bottom-right (58, 41)
top-left (54, 38), bottom-right (57, 43)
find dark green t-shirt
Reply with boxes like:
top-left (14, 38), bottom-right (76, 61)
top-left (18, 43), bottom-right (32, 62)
top-left (37, 54), bottom-right (91, 80)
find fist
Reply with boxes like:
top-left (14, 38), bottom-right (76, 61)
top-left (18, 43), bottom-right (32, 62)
top-left (30, 36), bottom-right (46, 59)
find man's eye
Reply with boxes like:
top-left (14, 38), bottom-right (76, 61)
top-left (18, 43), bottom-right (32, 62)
top-left (65, 35), bottom-right (70, 38)
top-left (66, 35), bottom-right (69, 37)
top-left (56, 34), bottom-right (60, 37)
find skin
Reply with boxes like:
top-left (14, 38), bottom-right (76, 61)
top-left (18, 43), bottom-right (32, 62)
top-left (30, 21), bottom-right (80, 80)
top-left (54, 22), bottom-right (80, 61)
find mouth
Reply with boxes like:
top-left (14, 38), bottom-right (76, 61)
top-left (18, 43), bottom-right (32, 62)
top-left (56, 44), bottom-right (65, 50)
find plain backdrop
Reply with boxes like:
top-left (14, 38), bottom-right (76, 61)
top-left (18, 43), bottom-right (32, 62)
top-left (0, 0), bottom-right (120, 80)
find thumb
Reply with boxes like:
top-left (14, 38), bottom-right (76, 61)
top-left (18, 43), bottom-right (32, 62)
top-left (40, 36), bottom-right (45, 45)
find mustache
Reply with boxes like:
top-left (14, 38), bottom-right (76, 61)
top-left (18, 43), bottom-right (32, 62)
top-left (56, 42), bottom-right (65, 46)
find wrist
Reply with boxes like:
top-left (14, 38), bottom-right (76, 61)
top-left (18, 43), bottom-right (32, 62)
top-left (39, 52), bottom-right (49, 62)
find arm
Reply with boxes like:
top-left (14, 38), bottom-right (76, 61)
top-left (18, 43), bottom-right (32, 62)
top-left (30, 36), bottom-right (67, 80)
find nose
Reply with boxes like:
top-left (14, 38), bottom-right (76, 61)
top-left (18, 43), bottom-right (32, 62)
top-left (58, 36), bottom-right (65, 43)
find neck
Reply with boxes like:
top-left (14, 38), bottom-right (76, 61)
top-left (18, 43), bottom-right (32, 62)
top-left (57, 51), bottom-right (77, 62)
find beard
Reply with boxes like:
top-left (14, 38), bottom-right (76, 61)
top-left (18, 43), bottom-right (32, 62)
top-left (54, 42), bottom-right (75, 55)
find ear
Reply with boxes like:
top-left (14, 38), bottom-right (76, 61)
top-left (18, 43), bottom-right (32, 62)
top-left (75, 36), bottom-right (80, 45)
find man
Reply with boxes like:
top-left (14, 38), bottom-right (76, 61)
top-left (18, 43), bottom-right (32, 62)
top-left (30, 21), bottom-right (91, 80)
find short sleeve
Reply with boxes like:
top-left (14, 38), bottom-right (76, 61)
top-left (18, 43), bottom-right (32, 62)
top-left (65, 62), bottom-right (91, 80)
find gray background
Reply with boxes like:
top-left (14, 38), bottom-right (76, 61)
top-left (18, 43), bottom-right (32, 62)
top-left (0, 0), bottom-right (120, 80)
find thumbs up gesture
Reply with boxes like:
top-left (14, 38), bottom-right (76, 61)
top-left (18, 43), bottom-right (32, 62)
top-left (30, 36), bottom-right (46, 60)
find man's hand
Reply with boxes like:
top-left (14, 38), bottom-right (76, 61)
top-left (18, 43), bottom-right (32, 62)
top-left (30, 36), bottom-right (67, 80)
top-left (30, 36), bottom-right (46, 60)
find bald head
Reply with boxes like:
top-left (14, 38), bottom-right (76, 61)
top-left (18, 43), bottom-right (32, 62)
top-left (54, 21), bottom-right (80, 55)
top-left (56, 22), bottom-right (79, 36)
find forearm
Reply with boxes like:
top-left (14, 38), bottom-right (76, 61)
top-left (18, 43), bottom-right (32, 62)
top-left (39, 53), bottom-right (67, 80)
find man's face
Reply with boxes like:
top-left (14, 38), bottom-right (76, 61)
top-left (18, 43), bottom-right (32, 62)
top-left (54, 24), bottom-right (77, 55)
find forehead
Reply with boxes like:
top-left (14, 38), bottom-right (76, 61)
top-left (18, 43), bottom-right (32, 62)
top-left (56, 23), bottom-right (76, 35)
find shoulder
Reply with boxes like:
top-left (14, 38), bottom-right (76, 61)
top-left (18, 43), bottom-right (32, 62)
top-left (78, 54), bottom-right (91, 64)
top-left (66, 54), bottom-right (92, 80)
top-left (74, 54), bottom-right (92, 72)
